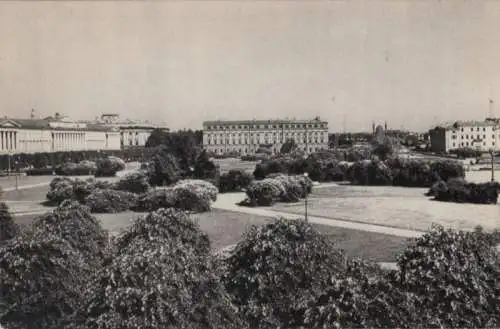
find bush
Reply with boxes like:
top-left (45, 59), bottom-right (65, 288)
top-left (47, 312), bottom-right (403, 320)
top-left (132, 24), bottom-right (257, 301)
top-left (427, 179), bottom-right (499, 204)
top-left (46, 177), bottom-right (114, 205)
top-left (346, 159), bottom-right (394, 185)
top-left (57, 161), bottom-right (97, 176)
top-left (113, 171), bottom-right (150, 194)
top-left (133, 188), bottom-right (177, 212)
top-left (219, 169), bottom-right (254, 193)
top-left (31, 200), bottom-right (109, 264)
top-left (0, 202), bottom-right (18, 242)
top-left (133, 180), bottom-right (218, 213)
top-left (79, 209), bottom-right (244, 329)
top-left (26, 167), bottom-right (54, 176)
top-left (0, 232), bottom-right (90, 329)
top-left (244, 178), bottom-right (287, 206)
top-left (84, 189), bottom-right (138, 213)
top-left (95, 156), bottom-right (125, 177)
top-left (171, 180), bottom-right (218, 213)
top-left (223, 218), bottom-right (347, 329)
top-left (148, 146), bottom-right (182, 186)
top-left (272, 174), bottom-right (307, 201)
top-left (114, 208), bottom-right (211, 255)
top-left (392, 225), bottom-right (500, 328)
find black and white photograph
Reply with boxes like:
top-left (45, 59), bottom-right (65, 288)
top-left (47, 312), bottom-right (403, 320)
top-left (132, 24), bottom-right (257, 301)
top-left (0, 1), bottom-right (499, 328)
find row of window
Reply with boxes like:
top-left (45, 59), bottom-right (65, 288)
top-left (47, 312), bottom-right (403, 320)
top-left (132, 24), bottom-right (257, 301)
top-left (209, 146), bottom-right (326, 154)
top-left (452, 134), bottom-right (496, 140)
top-left (207, 138), bottom-right (326, 145)
top-left (452, 141), bottom-right (495, 148)
top-left (206, 131), bottom-right (326, 138)
top-left (205, 123), bottom-right (327, 130)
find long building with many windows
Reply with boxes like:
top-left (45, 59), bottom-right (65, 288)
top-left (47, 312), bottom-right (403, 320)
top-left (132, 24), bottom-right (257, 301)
top-left (429, 118), bottom-right (500, 153)
top-left (0, 112), bottom-right (169, 154)
top-left (202, 117), bottom-right (329, 155)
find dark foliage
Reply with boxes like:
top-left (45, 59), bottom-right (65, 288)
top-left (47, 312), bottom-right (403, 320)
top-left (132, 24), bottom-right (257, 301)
top-left (280, 138), bottom-right (297, 154)
top-left (0, 232), bottom-right (90, 329)
top-left (346, 159), bottom-right (394, 185)
top-left (148, 146), bottom-right (182, 186)
top-left (113, 171), bottom-right (151, 194)
top-left (95, 156), bottom-right (126, 177)
top-left (219, 169), bottom-right (254, 193)
top-left (427, 179), bottom-right (499, 204)
top-left (84, 189), bottom-right (139, 213)
top-left (0, 202), bottom-right (18, 243)
top-left (449, 147), bottom-right (483, 159)
top-left (223, 218), bottom-right (347, 329)
top-left (193, 150), bottom-right (220, 187)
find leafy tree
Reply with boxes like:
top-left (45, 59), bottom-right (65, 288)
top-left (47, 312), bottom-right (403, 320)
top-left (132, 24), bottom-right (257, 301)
top-left (144, 128), bottom-right (170, 148)
top-left (148, 146), bottom-right (182, 186)
top-left (223, 218), bottom-right (347, 329)
top-left (0, 202), bottom-right (18, 242)
top-left (280, 138), bottom-right (297, 154)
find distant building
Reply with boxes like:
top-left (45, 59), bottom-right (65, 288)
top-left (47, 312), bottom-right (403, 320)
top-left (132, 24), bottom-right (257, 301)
top-left (202, 117), bottom-right (329, 155)
top-left (429, 119), bottom-right (500, 153)
top-left (0, 114), bottom-right (120, 154)
top-left (97, 114), bottom-right (169, 149)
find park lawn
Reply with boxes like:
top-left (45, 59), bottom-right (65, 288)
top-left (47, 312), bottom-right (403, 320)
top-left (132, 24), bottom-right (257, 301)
top-left (3, 185), bottom-right (50, 203)
top-left (12, 208), bottom-right (410, 262)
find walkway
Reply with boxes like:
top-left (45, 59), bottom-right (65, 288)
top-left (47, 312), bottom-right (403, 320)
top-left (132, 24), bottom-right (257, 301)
top-left (212, 192), bottom-right (423, 239)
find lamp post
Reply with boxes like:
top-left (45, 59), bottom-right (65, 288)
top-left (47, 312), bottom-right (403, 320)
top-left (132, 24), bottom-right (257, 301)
top-left (189, 166), bottom-right (194, 178)
top-left (489, 148), bottom-right (496, 182)
top-left (303, 172), bottom-right (309, 222)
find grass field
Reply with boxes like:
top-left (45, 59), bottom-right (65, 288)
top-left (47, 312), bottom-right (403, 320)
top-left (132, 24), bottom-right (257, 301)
top-left (272, 183), bottom-right (500, 233)
top-left (13, 208), bottom-right (409, 262)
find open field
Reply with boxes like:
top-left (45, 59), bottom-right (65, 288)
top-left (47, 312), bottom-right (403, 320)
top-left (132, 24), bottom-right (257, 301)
top-left (272, 183), bottom-right (500, 233)
top-left (13, 209), bottom-right (409, 262)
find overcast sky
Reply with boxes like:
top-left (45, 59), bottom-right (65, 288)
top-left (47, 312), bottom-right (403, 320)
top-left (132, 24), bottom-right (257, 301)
top-left (1, 1), bottom-right (499, 132)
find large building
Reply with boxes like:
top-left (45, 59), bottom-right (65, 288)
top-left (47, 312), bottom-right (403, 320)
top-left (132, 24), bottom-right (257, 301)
top-left (429, 118), bottom-right (500, 153)
top-left (98, 114), bottom-right (169, 148)
top-left (0, 111), bottom-right (169, 154)
top-left (202, 117), bottom-right (329, 155)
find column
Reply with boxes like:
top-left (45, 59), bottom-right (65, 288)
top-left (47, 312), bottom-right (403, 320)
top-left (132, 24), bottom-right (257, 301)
top-left (1, 131), bottom-right (3, 150)
top-left (10, 131), bottom-right (13, 150)
top-left (6, 131), bottom-right (10, 151)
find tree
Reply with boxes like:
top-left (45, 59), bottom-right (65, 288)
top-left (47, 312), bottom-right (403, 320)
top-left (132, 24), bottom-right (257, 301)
top-left (0, 202), bottom-right (18, 242)
top-left (145, 128), bottom-right (170, 148)
top-left (148, 146), bottom-right (182, 186)
top-left (280, 138), bottom-right (297, 154)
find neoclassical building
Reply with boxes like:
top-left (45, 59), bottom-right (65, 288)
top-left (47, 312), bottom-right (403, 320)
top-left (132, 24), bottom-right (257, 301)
top-left (429, 118), bottom-right (500, 153)
top-left (202, 117), bottom-right (329, 155)
top-left (99, 114), bottom-right (169, 148)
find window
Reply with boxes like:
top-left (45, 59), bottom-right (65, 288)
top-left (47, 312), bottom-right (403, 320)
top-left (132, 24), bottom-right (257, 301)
top-left (483, 127), bottom-right (486, 131)
top-left (483, 135), bottom-right (486, 139)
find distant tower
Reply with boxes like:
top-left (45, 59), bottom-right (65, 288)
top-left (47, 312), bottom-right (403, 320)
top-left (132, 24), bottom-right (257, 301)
top-left (489, 99), bottom-right (494, 118)
top-left (30, 109), bottom-right (35, 120)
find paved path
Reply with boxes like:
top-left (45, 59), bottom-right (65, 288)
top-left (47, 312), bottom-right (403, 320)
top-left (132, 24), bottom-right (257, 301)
top-left (212, 192), bottom-right (424, 238)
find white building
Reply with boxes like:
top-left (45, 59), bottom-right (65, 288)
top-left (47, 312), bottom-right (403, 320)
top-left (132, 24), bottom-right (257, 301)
top-left (202, 117), bottom-right (329, 155)
top-left (98, 114), bottom-right (169, 148)
top-left (429, 118), bottom-right (500, 153)
top-left (0, 115), bottom-right (121, 154)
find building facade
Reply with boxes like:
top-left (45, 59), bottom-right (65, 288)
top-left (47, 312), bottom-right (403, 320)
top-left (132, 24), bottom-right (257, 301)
top-left (202, 117), bottom-right (329, 155)
top-left (0, 116), bottom-right (121, 154)
top-left (99, 114), bottom-right (169, 148)
top-left (429, 119), bottom-right (500, 153)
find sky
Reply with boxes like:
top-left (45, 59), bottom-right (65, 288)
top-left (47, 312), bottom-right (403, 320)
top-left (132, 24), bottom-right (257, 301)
top-left (1, 1), bottom-right (500, 132)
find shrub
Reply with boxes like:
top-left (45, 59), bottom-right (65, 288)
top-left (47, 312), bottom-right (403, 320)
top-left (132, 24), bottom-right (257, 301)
top-left (0, 202), bottom-right (18, 242)
top-left (428, 179), bottom-right (499, 204)
top-left (219, 169), bottom-right (254, 193)
top-left (273, 174), bottom-right (306, 202)
top-left (46, 177), bottom-right (74, 205)
top-left (171, 179), bottom-right (218, 212)
top-left (0, 232), bottom-right (90, 329)
top-left (346, 159), bottom-right (394, 185)
top-left (84, 189), bottom-right (138, 213)
top-left (113, 208), bottom-right (211, 255)
top-left (57, 161), bottom-right (96, 176)
top-left (133, 188), bottom-right (177, 212)
top-left (95, 156), bottom-right (125, 177)
top-left (148, 146), bottom-right (182, 186)
top-left (31, 200), bottom-right (108, 264)
top-left (26, 167), bottom-right (54, 176)
top-left (244, 178), bottom-right (287, 206)
top-left (223, 218), bottom-right (347, 329)
top-left (392, 225), bottom-right (500, 328)
top-left (113, 171), bottom-right (150, 194)
top-left (79, 209), bottom-right (244, 329)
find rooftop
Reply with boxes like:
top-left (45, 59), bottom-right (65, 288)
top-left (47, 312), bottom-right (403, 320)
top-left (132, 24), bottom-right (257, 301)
top-left (435, 119), bottom-right (500, 130)
top-left (203, 117), bottom-right (328, 126)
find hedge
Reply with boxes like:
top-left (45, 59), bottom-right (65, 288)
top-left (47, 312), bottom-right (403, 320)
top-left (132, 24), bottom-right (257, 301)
top-left (84, 189), bottom-right (139, 213)
top-left (427, 178), bottom-right (499, 204)
top-left (46, 177), bottom-right (114, 205)
top-left (242, 175), bottom-right (312, 206)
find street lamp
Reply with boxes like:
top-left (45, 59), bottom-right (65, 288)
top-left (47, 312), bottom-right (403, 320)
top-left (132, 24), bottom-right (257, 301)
top-left (303, 172), bottom-right (309, 222)
top-left (189, 166), bottom-right (194, 178)
top-left (489, 148), bottom-right (496, 182)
